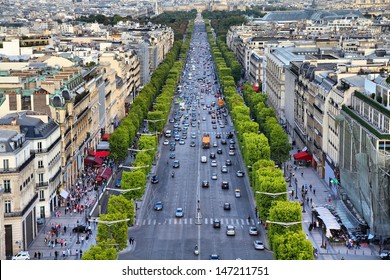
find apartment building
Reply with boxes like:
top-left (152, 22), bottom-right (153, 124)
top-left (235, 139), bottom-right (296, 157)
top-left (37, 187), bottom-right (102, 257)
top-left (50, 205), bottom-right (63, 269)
top-left (0, 112), bottom-right (61, 221)
top-left (0, 129), bottom-right (36, 258)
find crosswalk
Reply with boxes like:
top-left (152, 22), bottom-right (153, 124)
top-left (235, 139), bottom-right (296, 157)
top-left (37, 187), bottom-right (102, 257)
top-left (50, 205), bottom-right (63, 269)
top-left (135, 217), bottom-right (256, 226)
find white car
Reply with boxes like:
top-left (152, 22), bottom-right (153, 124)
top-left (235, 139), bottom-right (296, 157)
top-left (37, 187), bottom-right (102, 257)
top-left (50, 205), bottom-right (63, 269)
top-left (254, 240), bottom-right (265, 250)
top-left (12, 251), bottom-right (30, 260)
top-left (229, 150), bottom-right (236, 156)
top-left (175, 208), bottom-right (184, 218)
top-left (211, 173), bottom-right (218, 180)
top-left (226, 225), bottom-right (236, 236)
top-left (236, 170), bottom-right (245, 177)
top-left (211, 160), bottom-right (217, 167)
top-left (201, 156), bottom-right (207, 163)
top-left (221, 166), bottom-right (228, 173)
top-left (163, 139), bottom-right (170, 145)
top-left (235, 189), bottom-right (241, 198)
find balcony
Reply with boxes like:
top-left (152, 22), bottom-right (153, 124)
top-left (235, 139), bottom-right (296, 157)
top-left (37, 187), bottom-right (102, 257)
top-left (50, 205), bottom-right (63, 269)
top-left (0, 154), bottom-right (35, 173)
top-left (4, 193), bottom-right (38, 218)
top-left (36, 182), bottom-right (49, 188)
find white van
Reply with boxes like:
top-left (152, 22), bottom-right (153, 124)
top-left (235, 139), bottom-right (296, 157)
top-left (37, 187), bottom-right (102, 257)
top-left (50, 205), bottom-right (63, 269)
top-left (201, 156), bottom-right (207, 163)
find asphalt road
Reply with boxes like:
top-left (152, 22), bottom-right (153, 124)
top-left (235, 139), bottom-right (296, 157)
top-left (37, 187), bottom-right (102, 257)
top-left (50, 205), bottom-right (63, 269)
top-left (118, 18), bottom-right (274, 260)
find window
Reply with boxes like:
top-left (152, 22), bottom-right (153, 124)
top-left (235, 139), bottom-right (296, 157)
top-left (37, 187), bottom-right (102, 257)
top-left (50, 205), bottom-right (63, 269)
top-left (3, 180), bottom-right (11, 193)
top-left (38, 173), bottom-right (44, 183)
top-left (39, 190), bottom-right (44, 201)
top-left (3, 159), bottom-right (9, 171)
top-left (5, 200), bottom-right (11, 213)
top-left (37, 142), bottom-right (42, 153)
top-left (38, 160), bottom-right (43, 168)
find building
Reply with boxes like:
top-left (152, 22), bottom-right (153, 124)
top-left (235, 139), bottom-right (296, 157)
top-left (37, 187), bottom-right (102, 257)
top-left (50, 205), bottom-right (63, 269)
top-left (0, 129), bottom-right (36, 259)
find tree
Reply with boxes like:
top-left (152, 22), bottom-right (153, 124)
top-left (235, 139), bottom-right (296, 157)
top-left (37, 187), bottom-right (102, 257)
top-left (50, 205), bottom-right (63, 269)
top-left (109, 126), bottom-right (129, 162)
top-left (121, 170), bottom-right (146, 199)
top-left (107, 195), bottom-right (135, 226)
top-left (82, 241), bottom-right (117, 260)
top-left (269, 125), bottom-right (291, 165)
top-left (97, 212), bottom-right (128, 251)
top-left (273, 231), bottom-right (314, 260)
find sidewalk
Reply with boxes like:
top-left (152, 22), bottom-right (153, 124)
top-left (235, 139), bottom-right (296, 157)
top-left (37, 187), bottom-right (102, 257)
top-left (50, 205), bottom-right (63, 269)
top-left (286, 147), bottom-right (380, 260)
top-left (28, 187), bottom-right (102, 260)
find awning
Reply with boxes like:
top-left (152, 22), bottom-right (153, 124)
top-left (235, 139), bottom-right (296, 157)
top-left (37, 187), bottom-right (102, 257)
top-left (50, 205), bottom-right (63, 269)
top-left (76, 87), bottom-right (85, 94)
top-left (293, 151), bottom-right (313, 161)
top-left (95, 151), bottom-right (110, 157)
top-left (88, 150), bottom-right (96, 156)
top-left (314, 206), bottom-right (341, 231)
top-left (60, 189), bottom-right (69, 199)
top-left (84, 156), bottom-right (103, 165)
top-left (102, 133), bottom-right (110, 141)
top-left (98, 167), bottom-right (112, 180)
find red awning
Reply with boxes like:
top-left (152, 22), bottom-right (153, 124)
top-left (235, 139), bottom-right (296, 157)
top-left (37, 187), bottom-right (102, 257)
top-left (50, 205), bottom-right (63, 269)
top-left (84, 156), bottom-right (104, 165)
top-left (102, 133), bottom-right (110, 141)
top-left (98, 167), bottom-right (112, 180)
top-left (88, 150), bottom-right (96, 156)
top-left (95, 151), bottom-right (110, 157)
top-left (293, 151), bottom-right (313, 161)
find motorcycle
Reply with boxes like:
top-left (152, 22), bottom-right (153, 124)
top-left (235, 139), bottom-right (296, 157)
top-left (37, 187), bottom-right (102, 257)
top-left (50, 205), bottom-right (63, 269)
top-left (194, 245), bottom-right (199, 256)
top-left (171, 171), bottom-right (175, 178)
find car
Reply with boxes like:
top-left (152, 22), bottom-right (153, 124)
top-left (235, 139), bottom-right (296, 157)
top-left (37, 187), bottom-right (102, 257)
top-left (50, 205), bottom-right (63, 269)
top-left (175, 208), bottom-right (183, 218)
top-left (173, 160), bottom-right (180, 168)
top-left (212, 124), bottom-right (217, 129)
top-left (170, 145), bottom-right (176, 151)
top-left (213, 219), bottom-right (221, 228)
top-left (72, 224), bottom-right (92, 234)
top-left (211, 173), bottom-right (218, 180)
top-left (221, 165), bottom-right (228, 173)
top-left (169, 153), bottom-right (176, 159)
top-left (190, 140), bottom-right (196, 147)
top-left (254, 240), bottom-right (265, 250)
top-left (202, 117), bottom-right (206, 121)
top-left (221, 138), bottom-right (227, 145)
top-left (213, 142), bottom-right (218, 147)
top-left (380, 250), bottom-right (390, 260)
top-left (225, 159), bottom-right (232, 166)
top-left (226, 225), bottom-right (236, 236)
top-left (191, 132), bottom-right (197, 139)
top-left (216, 133), bottom-right (221, 139)
top-left (202, 180), bottom-right (209, 188)
top-left (235, 189), bottom-right (241, 198)
top-left (236, 170), bottom-right (245, 177)
top-left (115, 178), bottom-right (122, 188)
top-left (151, 175), bottom-right (159, 184)
top-left (154, 201), bottom-right (163, 211)
top-left (179, 139), bottom-right (185, 145)
top-left (12, 251), bottom-right (30, 260)
top-left (210, 153), bottom-right (216, 159)
top-left (229, 150), bottom-right (236, 156)
top-left (249, 226), bottom-right (258, 235)
top-left (224, 202), bottom-right (231, 210)
top-left (217, 148), bottom-right (222, 154)
top-left (229, 144), bottom-right (236, 150)
top-left (210, 254), bottom-right (220, 260)
top-left (211, 160), bottom-right (217, 167)
top-left (201, 156), bottom-right (207, 163)
top-left (220, 124), bottom-right (225, 128)
top-left (36, 218), bottom-right (45, 225)
top-left (229, 139), bottom-right (235, 144)
top-left (163, 139), bottom-right (170, 145)
top-left (174, 135), bottom-right (180, 141)
top-left (221, 181), bottom-right (229, 189)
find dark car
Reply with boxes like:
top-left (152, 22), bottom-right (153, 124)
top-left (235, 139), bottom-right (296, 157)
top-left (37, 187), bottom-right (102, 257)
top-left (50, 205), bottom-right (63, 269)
top-left (221, 138), bottom-right (227, 145)
top-left (217, 148), bottom-right (222, 154)
top-left (72, 225), bottom-right (91, 234)
top-left (213, 219), bottom-right (221, 228)
top-left (169, 153), bottom-right (176, 159)
top-left (202, 180), bottom-right (209, 188)
top-left (154, 201), bottom-right (163, 211)
top-left (210, 153), bottom-right (216, 159)
top-left (173, 160), bottom-right (180, 168)
top-left (151, 175), bottom-right (159, 184)
top-left (169, 145), bottom-right (176, 151)
top-left (221, 181), bottom-right (229, 189)
top-left (225, 159), bottom-right (232, 166)
top-left (224, 202), bottom-right (231, 210)
top-left (115, 179), bottom-right (122, 188)
top-left (380, 250), bottom-right (390, 260)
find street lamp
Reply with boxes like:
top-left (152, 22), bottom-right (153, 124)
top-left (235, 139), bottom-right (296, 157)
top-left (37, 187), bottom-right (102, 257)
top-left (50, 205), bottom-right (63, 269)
top-left (265, 220), bottom-right (310, 228)
top-left (119, 165), bottom-right (150, 172)
top-left (106, 187), bottom-right (141, 194)
top-left (76, 220), bottom-right (81, 244)
top-left (92, 218), bottom-right (131, 241)
top-left (256, 191), bottom-right (292, 199)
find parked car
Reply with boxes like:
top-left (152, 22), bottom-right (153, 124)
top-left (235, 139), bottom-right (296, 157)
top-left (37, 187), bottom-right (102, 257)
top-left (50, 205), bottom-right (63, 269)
top-left (12, 251), bottom-right (30, 260)
top-left (72, 224), bottom-right (92, 234)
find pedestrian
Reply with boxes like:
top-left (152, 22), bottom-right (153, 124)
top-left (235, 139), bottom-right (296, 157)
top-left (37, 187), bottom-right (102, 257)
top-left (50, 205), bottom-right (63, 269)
top-left (310, 198), bottom-right (312, 204)
top-left (34, 252), bottom-right (37, 259)
top-left (38, 252), bottom-right (41, 259)
top-left (67, 248), bottom-right (70, 257)
top-left (64, 226), bottom-right (67, 234)
top-left (309, 184), bottom-right (312, 191)
top-left (80, 249), bottom-right (83, 258)
top-left (291, 190), bottom-right (294, 198)
top-left (301, 171), bottom-right (304, 177)
top-left (54, 250), bottom-right (58, 260)
top-left (313, 188), bottom-right (316, 195)
top-left (306, 197), bottom-right (309, 204)
top-left (247, 215), bottom-right (251, 223)
top-left (62, 250), bottom-right (66, 259)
